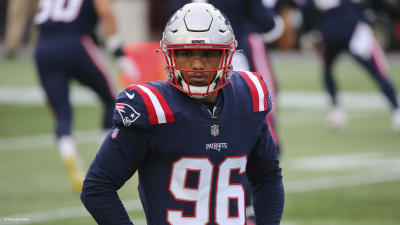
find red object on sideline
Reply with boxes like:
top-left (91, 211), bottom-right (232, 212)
top-left (119, 42), bottom-right (166, 87)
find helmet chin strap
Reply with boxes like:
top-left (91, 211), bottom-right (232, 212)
top-left (175, 69), bottom-right (222, 98)
top-left (181, 81), bottom-right (216, 99)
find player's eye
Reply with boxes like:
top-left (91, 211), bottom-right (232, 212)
top-left (203, 50), bottom-right (221, 58)
top-left (176, 50), bottom-right (192, 57)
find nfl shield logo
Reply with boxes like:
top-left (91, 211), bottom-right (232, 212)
top-left (211, 124), bottom-right (219, 137)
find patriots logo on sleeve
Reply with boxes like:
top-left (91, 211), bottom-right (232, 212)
top-left (115, 103), bottom-right (141, 127)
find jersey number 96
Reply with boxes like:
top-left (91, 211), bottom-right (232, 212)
top-left (168, 156), bottom-right (247, 225)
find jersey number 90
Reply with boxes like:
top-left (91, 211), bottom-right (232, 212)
top-left (168, 156), bottom-right (247, 225)
top-left (35, 0), bottom-right (84, 24)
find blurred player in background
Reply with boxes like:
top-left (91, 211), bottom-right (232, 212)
top-left (294, 0), bottom-right (400, 131)
top-left (167, 0), bottom-right (284, 223)
top-left (33, 0), bottom-right (128, 194)
top-left (81, 3), bottom-right (284, 224)
top-left (4, 0), bottom-right (39, 59)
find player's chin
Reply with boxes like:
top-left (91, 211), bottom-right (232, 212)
top-left (189, 82), bottom-right (209, 87)
top-left (188, 78), bottom-right (210, 87)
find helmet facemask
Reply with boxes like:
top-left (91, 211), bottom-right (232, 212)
top-left (161, 41), bottom-right (236, 98)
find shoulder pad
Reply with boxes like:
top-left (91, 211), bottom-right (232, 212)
top-left (235, 71), bottom-right (272, 114)
top-left (113, 83), bottom-right (175, 128)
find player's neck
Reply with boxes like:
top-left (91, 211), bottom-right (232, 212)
top-left (201, 92), bottom-right (219, 104)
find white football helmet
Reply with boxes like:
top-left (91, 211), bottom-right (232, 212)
top-left (161, 3), bottom-right (237, 98)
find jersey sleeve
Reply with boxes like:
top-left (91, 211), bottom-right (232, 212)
top-left (81, 126), bottom-right (151, 225)
top-left (113, 84), bottom-right (175, 128)
top-left (246, 119), bottom-right (284, 224)
top-left (113, 87), bottom-right (149, 128)
top-left (236, 71), bottom-right (273, 114)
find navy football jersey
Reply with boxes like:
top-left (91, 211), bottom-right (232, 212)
top-left (82, 71), bottom-right (284, 224)
top-left (34, 0), bottom-right (98, 36)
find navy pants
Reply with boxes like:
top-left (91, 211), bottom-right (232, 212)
top-left (34, 35), bottom-right (116, 138)
top-left (317, 20), bottom-right (398, 109)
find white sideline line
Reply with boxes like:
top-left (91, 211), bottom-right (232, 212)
top-left (0, 87), bottom-right (98, 106)
top-left (0, 86), bottom-right (397, 110)
top-left (1, 167), bottom-right (399, 225)
top-left (285, 169), bottom-right (400, 193)
top-left (0, 110), bottom-right (379, 153)
top-left (0, 199), bottom-right (145, 225)
top-left (280, 108), bottom-right (377, 125)
top-left (289, 152), bottom-right (400, 171)
top-left (0, 129), bottom-right (102, 153)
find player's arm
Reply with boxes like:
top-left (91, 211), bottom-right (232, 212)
top-left (93, 0), bottom-right (139, 83)
top-left (246, 0), bottom-right (285, 43)
top-left (246, 118), bottom-right (284, 225)
top-left (93, 0), bottom-right (118, 38)
top-left (81, 126), bottom-right (150, 225)
top-left (92, 0), bottom-right (124, 57)
top-left (81, 88), bottom-right (151, 224)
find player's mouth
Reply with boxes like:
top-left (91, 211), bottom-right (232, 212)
top-left (187, 73), bottom-right (210, 86)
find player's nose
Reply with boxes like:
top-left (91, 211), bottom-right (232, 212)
top-left (191, 56), bottom-right (205, 70)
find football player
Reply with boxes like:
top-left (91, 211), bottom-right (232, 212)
top-left (295, 0), bottom-right (400, 130)
top-left (167, 1), bottom-right (285, 223)
top-left (81, 3), bottom-right (284, 225)
top-left (33, 0), bottom-right (127, 194)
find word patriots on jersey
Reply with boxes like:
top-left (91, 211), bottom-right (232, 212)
top-left (205, 142), bottom-right (228, 152)
top-left (115, 103), bottom-right (140, 127)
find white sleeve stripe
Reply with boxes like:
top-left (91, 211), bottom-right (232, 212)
top-left (244, 71), bottom-right (265, 111)
top-left (137, 85), bottom-right (167, 124)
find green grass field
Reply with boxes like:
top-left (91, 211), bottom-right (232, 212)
top-left (0, 51), bottom-right (399, 225)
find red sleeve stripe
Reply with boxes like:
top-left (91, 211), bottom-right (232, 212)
top-left (129, 84), bottom-right (174, 124)
top-left (238, 71), bottom-right (259, 112)
top-left (141, 84), bottom-right (175, 123)
top-left (130, 86), bottom-right (158, 124)
top-left (252, 71), bottom-right (269, 110)
top-left (238, 71), bottom-right (269, 112)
